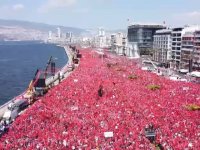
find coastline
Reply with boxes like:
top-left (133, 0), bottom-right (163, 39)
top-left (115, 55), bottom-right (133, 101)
top-left (0, 45), bottom-right (74, 117)
top-left (45, 45), bottom-right (73, 86)
top-left (0, 42), bottom-right (68, 105)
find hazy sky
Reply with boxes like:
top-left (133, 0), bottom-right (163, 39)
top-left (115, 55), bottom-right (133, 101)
top-left (0, 0), bottom-right (200, 29)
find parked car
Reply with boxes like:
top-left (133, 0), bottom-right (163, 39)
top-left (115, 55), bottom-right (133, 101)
top-left (0, 122), bottom-right (8, 137)
top-left (13, 99), bottom-right (29, 111)
top-left (3, 99), bottom-right (29, 124)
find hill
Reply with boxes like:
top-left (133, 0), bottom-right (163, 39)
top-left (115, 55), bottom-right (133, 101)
top-left (0, 19), bottom-right (87, 41)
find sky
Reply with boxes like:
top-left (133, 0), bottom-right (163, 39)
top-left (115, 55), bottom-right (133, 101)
top-left (0, 0), bottom-right (200, 29)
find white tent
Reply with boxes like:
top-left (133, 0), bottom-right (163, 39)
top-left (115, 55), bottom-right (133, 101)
top-left (169, 76), bottom-right (179, 81)
top-left (3, 111), bottom-right (11, 120)
top-left (179, 69), bottom-right (188, 73)
top-left (190, 71), bottom-right (200, 78)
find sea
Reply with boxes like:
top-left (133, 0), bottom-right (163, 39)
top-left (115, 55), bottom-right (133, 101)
top-left (0, 41), bottom-right (68, 105)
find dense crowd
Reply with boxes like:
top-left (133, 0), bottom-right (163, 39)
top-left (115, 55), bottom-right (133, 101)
top-left (0, 49), bottom-right (200, 149)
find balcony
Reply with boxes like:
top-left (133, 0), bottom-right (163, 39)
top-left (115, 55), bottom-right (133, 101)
top-left (181, 58), bottom-right (190, 63)
top-left (172, 31), bottom-right (182, 35)
top-left (172, 45), bottom-right (181, 48)
top-left (194, 39), bottom-right (200, 42)
top-left (182, 46), bottom-right (193, 50)
top-left (194, 34), bottom-right (200, 38)
top-left (182, 43), bottom-right (193, 47)
top-left (194, 45), bottom-right (200, 48)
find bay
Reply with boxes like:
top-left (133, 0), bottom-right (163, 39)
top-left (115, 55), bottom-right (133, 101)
top-left (0, 41), bottom-right (68, 105)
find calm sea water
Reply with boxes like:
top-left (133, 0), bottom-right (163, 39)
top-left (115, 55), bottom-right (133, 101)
top-left (0, 41), bottom-right (68, 105)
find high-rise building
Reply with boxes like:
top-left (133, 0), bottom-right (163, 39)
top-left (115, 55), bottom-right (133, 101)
top-left (171, 27), bottom-right (183, 68)
top-left (181, 26), bottom-right (200, 71)
top-left (96, 28), bottom-right (107, 48)
top-left (57, 27), bottom-right (61, 38)
top-left (98, 28), bottom-right (105, 36)
top-left (127, 24), bottom-right (165, 55)
top-left (66, 32), bottom-right (72, 39)
top-left (110, 33), bottom-right (126, 55)
top-left (110, 32), bottom-right (138, 58)
top-left (48, 31), bottom-right (52, 40)
top-left (66, 32), bottom-right (73, 42)
top-left (181, 32), bottom-right (194, 71)
top-left (170, 26), bottom-right (200, 70)
top-left (153, 29), bottom-right (172, 64)
top-left (193, 31), bottom-right (200, 69)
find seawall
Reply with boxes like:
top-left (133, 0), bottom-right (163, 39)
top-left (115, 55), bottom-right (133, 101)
top-left (0, 45), bottom-right (73, 118)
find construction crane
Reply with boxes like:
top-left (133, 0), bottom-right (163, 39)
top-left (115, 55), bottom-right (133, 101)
top-left (44, 56), bottom-right (55, 78)
top-left (25, 56), bottom-right (56, 99)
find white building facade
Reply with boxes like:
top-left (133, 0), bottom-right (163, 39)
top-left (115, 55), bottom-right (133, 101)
top-left (153, 29), bottom-right (172, 64)
top-left (57, 27), bottom-right (61, 38)
top-left (171, 26), bottom-right (200, 69)
top-left (110, 33), bottom-right (126, 55)
top-left (95, 28), bottom-right (107, 48)
top-left (171, 27), bottom-right (184, 68)
top-left (48, 31), bottom-right (52, 40)
top-left (181, 25), bottom-right (200, 71)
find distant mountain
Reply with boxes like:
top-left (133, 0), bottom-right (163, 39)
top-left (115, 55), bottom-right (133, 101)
top-left (107, 29), bottom-right (127, 34)
top-left (83, 28), bottom-right (127, 37)
top-left (0, 19), bottom-right (87, 41)
top-left (0, 19), bottom-right (86, 35)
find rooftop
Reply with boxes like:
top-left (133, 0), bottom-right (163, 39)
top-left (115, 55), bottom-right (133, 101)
top-left (155, 29), bottom-right (172, 34)
top-left (128, 24), bottom-right (165, 29)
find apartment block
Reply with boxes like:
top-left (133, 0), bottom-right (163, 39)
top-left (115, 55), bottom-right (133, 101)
top-left (181, 30), bottom-right (200, 70)
top-left (171, 27), bottom-right (183, 68)
top-left (153, 29), bottom-right (172, 64)
top-left (128, 24), bottom-right (165, 55)
top-left (110, 33), bottom-right (127, 55)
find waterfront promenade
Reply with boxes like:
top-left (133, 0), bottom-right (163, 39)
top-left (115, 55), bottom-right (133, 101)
top-left (0, 48), bottom-right (200, 149)
top-left (0, 45), bottom-right (72, 117)
top-left (45, 45), bottom-right (74, 86)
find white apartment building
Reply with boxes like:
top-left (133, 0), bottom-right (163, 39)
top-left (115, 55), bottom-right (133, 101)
top-left (171, 27), bottom-right (184, 68)
top-left (110, 33), bottom-right (126, 55)
top-left (95, 28), bottom-right (107, 48)
top-left (194, 31), bottom-right (200, 70)
top-left (181, 32), bottom-right (195, 71)
top-left (98, 36), bottom-right (107, 48)
top-left (48, 31), bottom-right (52, 40)
top-left (181, 25), bottom-right (200, 71)
top-left (66, 32), bottom-right (73, 42)
top-left (111, 32), bottom-right (141, 58)
top-left (110, 32), bottom-right (140, 58)
top-left (57, 27), bottom-right (61, 38)
top-left (170, 25), bottom-right (200, 70)
top-left (153, 29), bottom-right (172, 64)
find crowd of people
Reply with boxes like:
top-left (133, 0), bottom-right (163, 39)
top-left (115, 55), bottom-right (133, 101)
top-left (0, 48), bottom-right (199, 149)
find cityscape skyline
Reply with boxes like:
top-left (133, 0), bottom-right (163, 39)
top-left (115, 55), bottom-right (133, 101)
top-left (0, 0), bottom-right (199, 29)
